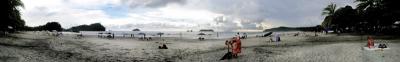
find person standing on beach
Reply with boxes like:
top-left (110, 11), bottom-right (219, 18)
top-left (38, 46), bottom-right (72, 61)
top-left (232, 37), bottom-right (242, 57)
top-left (275, 33), bottom-right (281, 42)
top-left (367, 36), bottom-right (374, 48)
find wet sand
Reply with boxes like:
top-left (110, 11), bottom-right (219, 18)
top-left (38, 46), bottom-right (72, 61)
top-left (1, 31), bottom-right (400, 62)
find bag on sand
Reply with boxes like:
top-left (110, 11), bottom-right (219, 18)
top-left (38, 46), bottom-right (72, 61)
top-left (220, 52), bottom-right (233, 60)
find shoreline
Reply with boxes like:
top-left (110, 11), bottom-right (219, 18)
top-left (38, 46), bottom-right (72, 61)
top-left (1, 31), bottom-right (399, 62)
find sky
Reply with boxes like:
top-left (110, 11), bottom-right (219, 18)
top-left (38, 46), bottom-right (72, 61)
top-left (20, 0), bottom-right (356, 31)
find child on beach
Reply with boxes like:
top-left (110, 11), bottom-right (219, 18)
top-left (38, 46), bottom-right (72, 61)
top-left (225, 40), bottom-right (232, 52)
top-left (220, 40), bottom-right (233, 60)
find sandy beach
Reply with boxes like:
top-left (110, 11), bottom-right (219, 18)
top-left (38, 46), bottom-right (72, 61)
top-left (1, 31), bottom-right (400, 62)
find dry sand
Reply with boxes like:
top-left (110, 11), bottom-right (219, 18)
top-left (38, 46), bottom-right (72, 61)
top-left (0, 31), bottom-right (399, 62)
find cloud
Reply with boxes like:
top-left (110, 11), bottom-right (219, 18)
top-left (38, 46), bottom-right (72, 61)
top-left (122, 0), bottom-right (185, 8)
top-left (178, 0), bottom-right (357, 30)
top-left (21, 0), bottom-right (357, 31)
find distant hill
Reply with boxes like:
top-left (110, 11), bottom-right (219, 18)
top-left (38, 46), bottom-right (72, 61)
top-left (132, 28), bottom-right (140, 31)
top-left (263, 26), bottom-right (322, 32)
top-left (263, 26), bottom-right (299, 32)
top-left (68, 23), bottom-right (105, 32)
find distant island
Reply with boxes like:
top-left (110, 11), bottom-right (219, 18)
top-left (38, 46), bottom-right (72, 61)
top-left (263, 26), bottom-right (323, 32)
top-left (132, 28), bottom-right (140, 31)
top-left (199, 29), bottom-right (214, 32)
top-left (68, 23), bottom-right (106, 32)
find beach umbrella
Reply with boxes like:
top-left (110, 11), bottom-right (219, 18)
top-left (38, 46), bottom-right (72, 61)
top-left (138, 32), bottom-right (146, 37)
top-left (198, 33), bottom-right (206, 37)
top-left (157, 32), bottom-right (164, 37)
top-left (198, 33), bottom-right (206, 40)
top-left (198, 33), bottom-right (206, 35)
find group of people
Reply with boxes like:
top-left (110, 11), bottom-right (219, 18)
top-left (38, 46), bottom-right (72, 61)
top-left (221, 35), bottom-right (242, 60)
top-left (97, 33), bottom-right (115, 39)
top-left (158, 39), bottom-right (168, 49)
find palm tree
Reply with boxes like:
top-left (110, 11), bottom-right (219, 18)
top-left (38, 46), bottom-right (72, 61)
top-left (322, 3), bottom-right (337, 16)
top-left (355, 0), bottom-right (380, 11)
top-left (321, 3), bottom-right (337, 29)
top-left (156, 32), bottom-right (164, 39)
top-left (2, 0), bottom-right (25, 32)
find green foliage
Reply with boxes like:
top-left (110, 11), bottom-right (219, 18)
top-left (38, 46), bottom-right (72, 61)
top-left (32, 22), bottom-right (63, 31)
top-left (1, 0), bottom-right (25, 32)
top-left (321, 3), bottom-right (337, 29)
top-left (322, 0), bottom-right (400, 34)
top-left (322, 3), bottom-right (337, 16)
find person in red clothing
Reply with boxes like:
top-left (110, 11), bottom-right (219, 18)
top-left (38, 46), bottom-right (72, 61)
top-left (367, 36), bottom-right (374, 48)
top-left (232, 37), bottom-right (241, 57)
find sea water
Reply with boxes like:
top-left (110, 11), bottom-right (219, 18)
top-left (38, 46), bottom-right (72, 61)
top-left (79, 31), bottom-right (269, 39)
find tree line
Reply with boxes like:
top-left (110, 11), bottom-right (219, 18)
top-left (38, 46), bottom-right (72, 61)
top-left (321, 0), bottom-right (400, 35)
top-left (22, 22), bottom-right (106, 32)
top-left (1, 0), bottom-right (105, 34)
top-left (1, 0), bottom-right (25, 33)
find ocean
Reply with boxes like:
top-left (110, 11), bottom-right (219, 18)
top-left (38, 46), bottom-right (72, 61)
top-left (79, 31), bottom-right (269, 39)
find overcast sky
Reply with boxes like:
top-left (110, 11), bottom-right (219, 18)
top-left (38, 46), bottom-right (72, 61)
top-left (20, 0), bottom-right (356, 31)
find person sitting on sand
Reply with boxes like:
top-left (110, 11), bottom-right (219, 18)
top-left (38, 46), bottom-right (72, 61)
top-left (158, 44), bottom-right (168, 49)
top-left (198, 37), bottom-right (205, 40)
top-left (147, 37), bottom-right (152, 41)
top-left (158, 39), bottom-right (168, 49)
